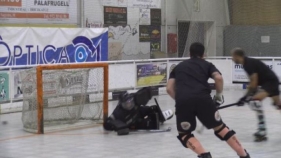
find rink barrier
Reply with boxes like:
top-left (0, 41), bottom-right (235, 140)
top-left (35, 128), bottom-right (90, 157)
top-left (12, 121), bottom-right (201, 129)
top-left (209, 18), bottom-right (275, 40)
top-left (1, 56), bottom-right (280, 114)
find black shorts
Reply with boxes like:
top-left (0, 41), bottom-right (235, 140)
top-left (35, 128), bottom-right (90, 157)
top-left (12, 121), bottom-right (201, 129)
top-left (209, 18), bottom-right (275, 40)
top-left (175, 96), bottom-right (223, 133)
top-left (261, 81), bottom-right (280, 97)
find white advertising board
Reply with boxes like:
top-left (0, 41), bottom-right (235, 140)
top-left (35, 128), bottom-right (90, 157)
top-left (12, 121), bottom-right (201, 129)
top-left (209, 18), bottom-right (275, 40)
top-left (273, 60), bottom-right (281, 81)
top-left (0, 0), bottom-right (78, 24)
top-left (232, 60), bottom-right (273, 83)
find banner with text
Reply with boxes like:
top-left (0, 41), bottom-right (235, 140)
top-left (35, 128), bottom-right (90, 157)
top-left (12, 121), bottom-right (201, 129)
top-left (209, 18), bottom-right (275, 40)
top-left (128, 0), bottom-right (161, 8)
top-left (136, 63), bottom-right (167, 87)
top-left (232, 60), bottom-right (273, 83)
top-left (151, 9), bottom-right (161, 25)
top-left (102, 0), bottom-right (161, 8)
top-left (103, 0), bottom-right (128, 7)
top-left (0, 0), bottom-right (78, 24)
top-left (0, 27), bottom-right (108, 66)
top-left (104, 6), bottom-right (127, 25)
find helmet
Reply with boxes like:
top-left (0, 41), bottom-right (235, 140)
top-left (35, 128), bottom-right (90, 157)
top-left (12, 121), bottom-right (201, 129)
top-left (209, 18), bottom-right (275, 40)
top-left (119, 92), bottom-right (135, 110)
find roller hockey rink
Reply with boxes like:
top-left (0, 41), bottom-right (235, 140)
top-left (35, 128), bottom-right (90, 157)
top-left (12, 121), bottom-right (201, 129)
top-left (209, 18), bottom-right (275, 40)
top-left (0, 90), bottom-right (281, 158)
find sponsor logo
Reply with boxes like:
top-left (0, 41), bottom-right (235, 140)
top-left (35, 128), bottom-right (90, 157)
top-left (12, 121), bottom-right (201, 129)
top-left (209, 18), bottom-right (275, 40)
top-left (0, 35), bottom-right (102, 66)
top-left (60, 75), bottom-right (83, 88)
top-left (0, 0), bottom-right (22, 7)
top-left (234, 64), bottom-right (243, 69)
top-left (34, 0), bottom-right (69, 6)
top-left (181, 122), bottom-right (191, 131)
top-left (215, 111), bottom-right (221, 121)
top-left (234, 63), bottom-right (272, 70)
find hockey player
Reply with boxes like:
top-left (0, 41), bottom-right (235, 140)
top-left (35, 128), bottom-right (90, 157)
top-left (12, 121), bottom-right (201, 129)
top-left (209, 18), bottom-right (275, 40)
top-left (104, 87), bottom-right (173, 135)
top-left (167, 42), bottom-right (250, 158)
top-left (231, 48), bottom-right (281, 142)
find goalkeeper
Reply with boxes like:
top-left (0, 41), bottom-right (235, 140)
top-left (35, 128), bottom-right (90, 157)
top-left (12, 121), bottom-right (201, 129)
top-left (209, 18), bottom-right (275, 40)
top-left (103, 87), bottom-right (173, 135)
top-left (231, 48), bottom-right (281, 142)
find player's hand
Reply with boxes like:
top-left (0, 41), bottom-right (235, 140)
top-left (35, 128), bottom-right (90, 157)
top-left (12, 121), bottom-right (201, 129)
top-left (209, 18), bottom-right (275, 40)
top-left (237, 99), bottom-right (245, 106)
top-left (213, 93), bottom-right (224, 108)
top-left (237, 95), bottom-right (252, 106)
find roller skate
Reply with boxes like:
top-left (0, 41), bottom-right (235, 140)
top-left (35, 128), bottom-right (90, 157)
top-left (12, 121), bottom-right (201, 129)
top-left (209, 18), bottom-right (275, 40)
top-left (240, 150), bottom-right (250, 158)
top-left (253, 130), bottom-right (267, 142)
top-left (240, 150), bottom-right (251, 158)
top-left (198, 152), bottom-right (212, 158)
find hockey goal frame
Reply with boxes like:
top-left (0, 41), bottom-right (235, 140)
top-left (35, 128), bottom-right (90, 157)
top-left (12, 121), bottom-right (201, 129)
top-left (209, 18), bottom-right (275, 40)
top-left (36, 63), bottom-right (109, 134)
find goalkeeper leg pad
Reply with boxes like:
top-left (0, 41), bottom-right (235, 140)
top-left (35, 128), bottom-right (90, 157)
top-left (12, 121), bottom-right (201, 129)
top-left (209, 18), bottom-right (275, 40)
top-left (214, 124), bottom-right (236, 141)
top-left (134, 87), bottom-right (152, 106)
top-left (135, 112), bottom-right (160, 130)
top-left (177, 133), bottom-right (194, 148)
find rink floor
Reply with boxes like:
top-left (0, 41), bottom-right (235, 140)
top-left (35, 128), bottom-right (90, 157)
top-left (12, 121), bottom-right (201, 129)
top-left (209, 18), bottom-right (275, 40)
top-left (0, 90), bottom-right (281, 158)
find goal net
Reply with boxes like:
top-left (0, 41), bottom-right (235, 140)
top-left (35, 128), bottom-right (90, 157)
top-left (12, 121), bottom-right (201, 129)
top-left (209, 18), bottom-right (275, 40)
top-left (21, 63), bottom-right (108, 134)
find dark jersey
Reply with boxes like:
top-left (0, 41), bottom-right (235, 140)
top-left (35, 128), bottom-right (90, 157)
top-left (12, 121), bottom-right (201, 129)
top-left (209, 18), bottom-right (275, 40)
top-left (169, 58), bottom-right (220, 100)
top-left (243, 57), bottom-right (279, 85)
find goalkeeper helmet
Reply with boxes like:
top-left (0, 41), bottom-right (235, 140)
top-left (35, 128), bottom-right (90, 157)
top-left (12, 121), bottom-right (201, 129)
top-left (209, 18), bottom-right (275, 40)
top-left (119, 92), bottom-right (135, 111)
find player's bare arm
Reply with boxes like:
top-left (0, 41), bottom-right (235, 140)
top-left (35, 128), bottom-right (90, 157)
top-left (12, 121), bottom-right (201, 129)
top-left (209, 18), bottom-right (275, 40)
top-left (248, 73), bottom-right (258, 92)
top-left (212, 71), bottom-right (224, 106)
top-left (212, 72), bottom-right (223, 94)
top-left (166, 78), bottom-right (175, 100)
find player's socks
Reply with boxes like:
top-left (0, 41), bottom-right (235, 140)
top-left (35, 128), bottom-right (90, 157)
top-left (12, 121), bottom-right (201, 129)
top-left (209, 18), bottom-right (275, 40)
top-left (249, 100), bottom-right (267, 141)
top-left (255, 104), bottom-right (267, 141)
top-left (198, 152), bottom-right (212, 158)
top-left (162, 109), bottom-right (174, 120)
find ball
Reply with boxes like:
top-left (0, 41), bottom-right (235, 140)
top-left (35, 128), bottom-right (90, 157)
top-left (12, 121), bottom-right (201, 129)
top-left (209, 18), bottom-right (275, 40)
top-left (2, 121), bottom-right (7, 125)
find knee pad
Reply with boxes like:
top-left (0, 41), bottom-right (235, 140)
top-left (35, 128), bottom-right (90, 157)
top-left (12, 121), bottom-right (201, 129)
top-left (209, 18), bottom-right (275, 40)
top-left (177, 133), bottom-right (194, 148)
top-left (214, 124), bottom-right (236, 141)
top-left (249, 100), bottom-right (262, 111)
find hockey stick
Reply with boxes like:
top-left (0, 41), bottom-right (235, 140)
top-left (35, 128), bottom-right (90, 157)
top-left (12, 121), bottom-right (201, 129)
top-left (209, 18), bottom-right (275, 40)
top-left (131, 127), bottom-right (172, 133)
top-left (217, 102), bottom-right (238, 110)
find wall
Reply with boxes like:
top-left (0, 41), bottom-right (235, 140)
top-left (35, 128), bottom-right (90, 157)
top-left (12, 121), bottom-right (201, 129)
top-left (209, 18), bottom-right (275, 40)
top-left (224, 26), bottom-right (281, 56)
top-left (226, 0), bottom-right (281, 56)
top-left (162, 0), bottom-right (177, 54)
top-left (176, 0), bottom-right (229, 56)
top-left (0, 0), bottom-right (80, 27)
top-left (0, 0), bottom-right (229, 58)
top-left (84, 0), bottom-right (166, 60)
top-left (229, 0), bottom-right (281, 25)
